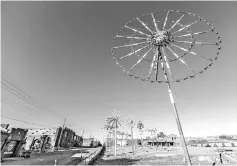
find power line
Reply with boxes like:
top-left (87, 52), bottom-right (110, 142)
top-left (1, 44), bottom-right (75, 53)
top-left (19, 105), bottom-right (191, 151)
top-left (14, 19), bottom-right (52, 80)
top-left (1, 98), bottom-right (61, 122)
top-left (1, 79), bottom-right (63, 120)
top-left (2, 99), bottom-right (39, 117)
top-left (1, 116), bottom-right (56, 128)
top-left (1, 77), bottom-right (78, 128)
top-left (1, 77), bottom-right (58, 114)
top-left (2, 83), bottom-right (63, 120)
top-left (1, 86), bottom-right (76, 128)
top-left (1, 78), bottom-right (63, 118)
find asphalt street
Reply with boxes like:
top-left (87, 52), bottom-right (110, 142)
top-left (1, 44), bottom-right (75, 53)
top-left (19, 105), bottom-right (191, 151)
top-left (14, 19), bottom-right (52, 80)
top-left (2, 148), bottom-right (93, 165)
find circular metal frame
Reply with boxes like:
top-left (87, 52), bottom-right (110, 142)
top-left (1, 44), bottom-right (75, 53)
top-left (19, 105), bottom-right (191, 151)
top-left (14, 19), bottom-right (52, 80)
top-left (111, 10), bottom-right (221, 83)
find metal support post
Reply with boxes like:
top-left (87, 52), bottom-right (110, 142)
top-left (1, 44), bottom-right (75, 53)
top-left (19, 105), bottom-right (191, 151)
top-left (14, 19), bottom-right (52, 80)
top-left (166, 82), bottom-right (192, 166)
top-left (157, 46), bottom-right (191, 165)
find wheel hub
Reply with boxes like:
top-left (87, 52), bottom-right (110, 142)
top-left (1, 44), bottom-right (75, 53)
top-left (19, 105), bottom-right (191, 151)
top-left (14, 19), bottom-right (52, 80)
top-left (149, 30), bottom-right (171, 47)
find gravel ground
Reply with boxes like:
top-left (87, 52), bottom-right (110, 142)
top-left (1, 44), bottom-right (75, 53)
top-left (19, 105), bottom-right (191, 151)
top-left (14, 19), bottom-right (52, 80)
top-left (94, 146), bottom-right (237, 165)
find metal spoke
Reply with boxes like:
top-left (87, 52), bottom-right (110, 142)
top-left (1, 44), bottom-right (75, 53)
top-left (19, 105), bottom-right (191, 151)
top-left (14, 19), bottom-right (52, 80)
top-left (125, 25), bottom-right (151, 37)
top-left (119, 44), bottom-right (150, 60)
top-left (171, 43), bottom-right (196, 55)
top-left (194, 41), bottom-right (218, 45)
top-left (161, 47), bottom-right (174, 81)
top-left (173, 40), bottom-right (193, 44)
top-left (171, 19), bottom-right (201, 35)
top-left (163, 10), bottom-right (170, 30)
top-left (148, 53), bottom-right (157, 80)
top-left (151, 13), bottom-right (160, 32)
top-left (167, 46), bottom-right (197, 74)
top-left (170, 43), bottom-right (213, 61)
top-left (155, 55), bottom-right (161, 81)
top-left (173, 40), bottom-right (217, 46)
top-left (167, 13), bottom-right (186, 32)
top-left (129, 47), bottom-right (153, 71)
top-left (136, 17), bottom-right (154, 34)
top-left (116, 35), bottom-right (148, 40)
top-left (173, 30), bottom-right (213, 38)
top-left (113, 41), bottom-right (149, 49)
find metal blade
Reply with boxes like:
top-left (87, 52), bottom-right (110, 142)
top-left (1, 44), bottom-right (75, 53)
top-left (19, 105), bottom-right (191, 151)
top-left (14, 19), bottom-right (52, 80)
top-left (113, 41), bottom-right (149, 49)
top-left (171, 19), bottom-right (201, 35)
top-left (119, 44), bottom-right (150, 60)
top-left (167, 46), bottom-right (197, 74)
top-left (125, 25), bottom-right (151, 37)
top-left (136, 17), bottom-right (154, 34)
top-left (129, 47), bottom-right (153, 71)
top-left (151, 13), bottom-right (160, 32)
top-left (163, 10), bottom-right (170, 30)
top-left (167, 13), bottom-right (186, 32)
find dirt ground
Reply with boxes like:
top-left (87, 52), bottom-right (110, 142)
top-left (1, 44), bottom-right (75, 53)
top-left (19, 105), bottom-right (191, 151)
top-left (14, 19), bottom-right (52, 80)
top-left (94, 146), bottom-right (237, 165)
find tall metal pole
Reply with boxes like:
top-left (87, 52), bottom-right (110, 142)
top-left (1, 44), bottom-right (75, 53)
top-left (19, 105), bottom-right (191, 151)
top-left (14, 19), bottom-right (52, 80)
top-left (166, 82), bottom-right (192, 166)
top-left (57, 118), bottom-right (66, 150)
top-left (156, 46), bottom-right (191, 165)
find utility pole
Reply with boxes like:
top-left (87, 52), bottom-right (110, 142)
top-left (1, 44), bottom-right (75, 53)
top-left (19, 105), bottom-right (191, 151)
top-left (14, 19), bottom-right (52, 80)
top-left (57, 118), bottom-right (66, 150)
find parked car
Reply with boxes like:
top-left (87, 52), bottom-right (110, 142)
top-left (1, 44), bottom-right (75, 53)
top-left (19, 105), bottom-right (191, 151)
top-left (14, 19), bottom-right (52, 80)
top-left (20, 150), bottom-right (31, 158)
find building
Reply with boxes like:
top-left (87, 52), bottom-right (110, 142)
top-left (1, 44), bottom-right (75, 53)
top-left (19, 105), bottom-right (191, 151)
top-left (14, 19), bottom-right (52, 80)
top-left (22, 127), bottom-right (83, 153)
top-left (1, 128), bottom-right (28, 158)
top-left (1, 126), bottom-right (10, 160)
top-left (82, 138), bottom-right (94, 147)
top-left (145, 138), bottom-right (175, 147)
top-left (73, 135), bottom-right (83, 147)
top-left (1, 126), bottom-right (10, 150)
top-left (23, 128), bottom-right (59, 152)
top-left (56, 127), bottom-right (83, 148)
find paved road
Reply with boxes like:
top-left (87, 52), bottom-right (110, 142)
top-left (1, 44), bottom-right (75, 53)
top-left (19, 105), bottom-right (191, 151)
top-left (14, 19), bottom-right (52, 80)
top-left (2, 148), bottom-right (95, 165)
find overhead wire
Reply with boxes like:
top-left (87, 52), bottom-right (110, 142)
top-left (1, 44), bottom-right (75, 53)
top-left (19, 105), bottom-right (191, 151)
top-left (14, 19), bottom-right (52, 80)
top-left (1, 78), bottom-right (63, 120)
top-left (1, 98), bottom-right (61, 122)
top-left (1, 116), bottom-right (56, 128)
top-left (1, 77), bottom-right (78, 130)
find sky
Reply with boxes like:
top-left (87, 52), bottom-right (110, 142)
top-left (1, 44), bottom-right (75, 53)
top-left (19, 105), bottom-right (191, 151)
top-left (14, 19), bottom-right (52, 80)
top-left (1, 1), bottom-right (237, 142)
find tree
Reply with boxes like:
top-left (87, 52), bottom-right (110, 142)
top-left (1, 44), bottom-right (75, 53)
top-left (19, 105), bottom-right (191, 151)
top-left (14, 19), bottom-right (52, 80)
top-left (127, 118), bottom-right (136, 154)
top-left (106, 109), bottom-right (122, 157)
top-left (157, 132), bottom-right (167, 139)
top-left (137, 121), bottom-right (144, 146)
top-left (103, 124), bottom-right (114, 152)
top-left (146, 128), bottom-right (157, 140)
